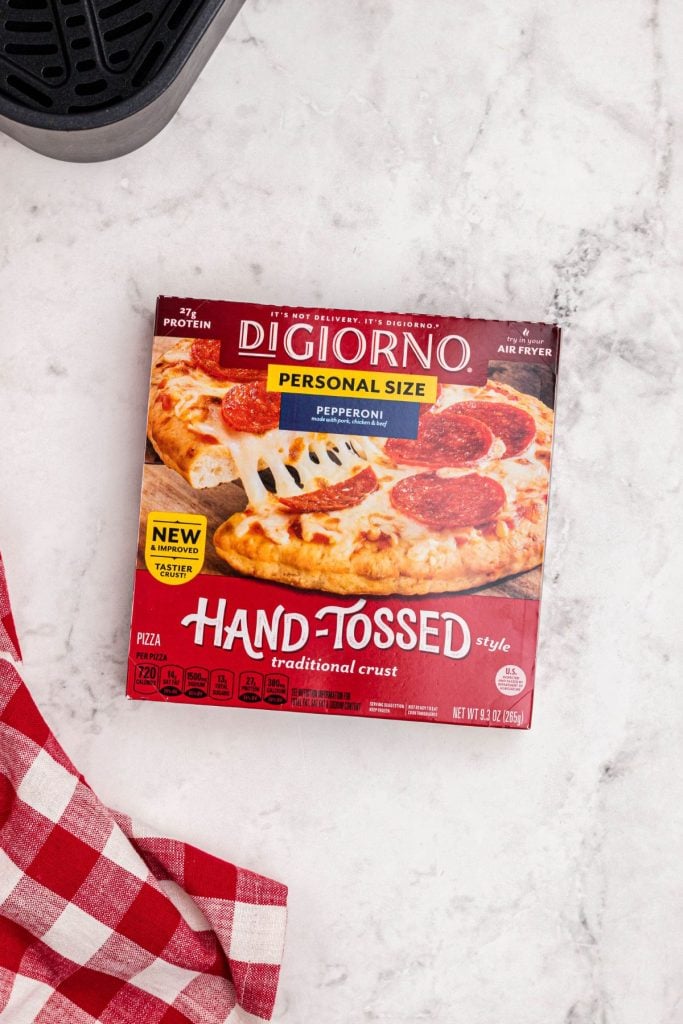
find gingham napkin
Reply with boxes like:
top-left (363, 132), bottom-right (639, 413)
top-left (0, 554), bottom-right (287, 1023)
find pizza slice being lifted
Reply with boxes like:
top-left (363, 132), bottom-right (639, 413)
top-left (147, 338), bottom-right (554, 596)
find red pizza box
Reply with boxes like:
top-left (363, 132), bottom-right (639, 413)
top-left (127, 298), bottom-right (561, 728)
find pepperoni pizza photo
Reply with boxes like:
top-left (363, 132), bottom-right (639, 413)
top-left (143, 336), bottom-right (555, 597)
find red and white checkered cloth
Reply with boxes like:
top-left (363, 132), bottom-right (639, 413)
top-left (0, 553), bottom-right (287, 1023)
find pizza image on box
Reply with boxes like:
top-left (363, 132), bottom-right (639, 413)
top-left (145, 330), bottom-right (555, 598)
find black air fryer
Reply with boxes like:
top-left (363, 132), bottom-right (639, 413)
top-left (0, 0), bottom-right (246, 162)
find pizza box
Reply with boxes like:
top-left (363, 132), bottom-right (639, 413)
top-left (127, 297), bottom-right (561, 728)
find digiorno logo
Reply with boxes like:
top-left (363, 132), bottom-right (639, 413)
top-left (235, 317), bottom-right (471, 372)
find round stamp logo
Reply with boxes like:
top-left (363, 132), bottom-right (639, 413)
top-left (495, 664), bottom-right (527, 697)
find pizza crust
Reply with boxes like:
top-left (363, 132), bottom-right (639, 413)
top-left (148, 396), bottom-right (241, 489)
top-left (147, 343), bottom-right (242, 488)
top-left (214, 507), bottom-right (545, 596)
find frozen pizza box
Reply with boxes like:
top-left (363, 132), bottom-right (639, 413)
top-left (127, 297), bottom-right (561, 728)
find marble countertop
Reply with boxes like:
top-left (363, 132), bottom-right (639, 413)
top-left (1, 1), bottom-right (681, 1021)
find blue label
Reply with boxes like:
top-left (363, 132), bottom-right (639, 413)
top-left (279, 394), bottom-right (420, 438)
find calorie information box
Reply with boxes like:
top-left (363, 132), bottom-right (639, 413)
top-left (127, 297), bottom-right (561, 728)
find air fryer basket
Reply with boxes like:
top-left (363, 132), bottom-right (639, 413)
top-left (0, 0), bottom-right (246, 162)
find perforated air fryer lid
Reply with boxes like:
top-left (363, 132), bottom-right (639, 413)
top-left (0, 0), bottom-right (246, 161)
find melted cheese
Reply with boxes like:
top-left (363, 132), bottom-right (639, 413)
top-left (160, 344), bottom-right (194, 365)
top-left (158, 339), bottom-right (549, 551)
top-left (159, 345), bottom-right (379, 506)
top-left (233, 443), bottom-right (548, 559)
top-left (435, 384), bottom-right (490, 410)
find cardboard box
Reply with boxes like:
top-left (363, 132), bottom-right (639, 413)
top-left (127, 297), bottom-right (561, 728)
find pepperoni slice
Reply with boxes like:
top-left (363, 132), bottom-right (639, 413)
top-left (386, 407), bottom-right (493, 467)
top-left (221, 380), bottom-right (281, 434)
top-left (391, 472), bottom-right (506, 530)
top-left (279, 466), bottom-right (378, 513)
top-left (192, 339), bottom-right (265, 382)
top-left (451, 401), bottom-right (536, 457)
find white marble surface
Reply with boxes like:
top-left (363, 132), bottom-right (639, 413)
top-left (1, 1), bottom-right (682, 1020)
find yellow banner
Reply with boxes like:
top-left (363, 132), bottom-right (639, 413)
top-left (145, 512), bottom-right (206, 585)
top-left (266, 364), bottom-right (437, 404)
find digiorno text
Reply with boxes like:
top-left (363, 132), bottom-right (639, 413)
top-left (237, 319), bottom-right (470, 372)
